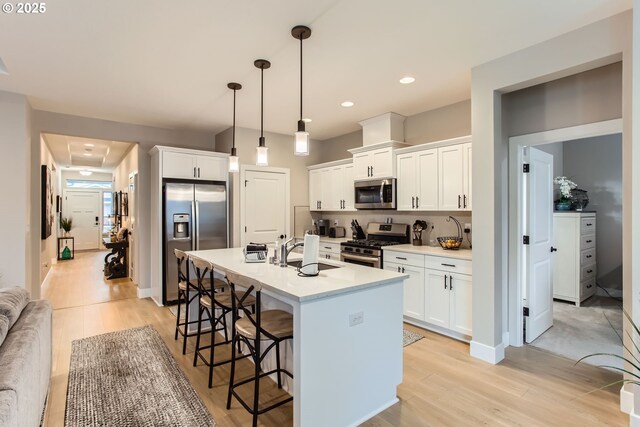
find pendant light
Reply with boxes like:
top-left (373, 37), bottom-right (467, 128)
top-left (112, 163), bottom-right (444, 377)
top-left (254, 59), bottom-right (271, 166)
top-left (227, 82), bottom-right (242, 173)
top-left (292, 25), bottom-right (311, 156)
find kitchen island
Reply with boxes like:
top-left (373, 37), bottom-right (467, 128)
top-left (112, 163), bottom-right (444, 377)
top-left (186, 247), bottom-right (408, 427)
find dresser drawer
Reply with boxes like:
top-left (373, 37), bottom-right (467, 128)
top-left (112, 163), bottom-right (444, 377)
top-left (580, 248), bottom-right (596, 266)
top-left (580, 217), bottom-right (596, 235)
top-left (580, 264), bottom-right (596, 281)
top-left (425, 256), bottom-right (472, 275)
top-left (384, 251), bottom-right (425, 268)
top-left (580, 234), bottom-right (596, 250)
top-left (580, 277), bottom-right (596, 298)
top-left (319, 241), bottom-right (341, 254)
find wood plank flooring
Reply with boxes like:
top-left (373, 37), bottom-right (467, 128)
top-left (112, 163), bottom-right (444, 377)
top-left (42, 251), bottom-right (627, 426)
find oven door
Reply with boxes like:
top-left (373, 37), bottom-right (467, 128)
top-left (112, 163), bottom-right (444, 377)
top-left (340, 252), bottom-right (381, 268)
top-left (354, 179), bottom-right (396, 209)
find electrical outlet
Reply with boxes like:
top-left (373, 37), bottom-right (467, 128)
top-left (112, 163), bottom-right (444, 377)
top-left (333, 219), bottom-right (339, 226)
top-left (464, 223), bottom-right (471, 233)
top-left (349, 311), bottom-right (364, 327)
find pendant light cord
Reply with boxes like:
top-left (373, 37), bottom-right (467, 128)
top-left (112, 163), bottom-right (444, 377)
top-left (299, 36), bottom-right (303, 121)
top-left (260, 67), bottom-right (264, 139)
top-left (232, 88), bottom-right (236, 150)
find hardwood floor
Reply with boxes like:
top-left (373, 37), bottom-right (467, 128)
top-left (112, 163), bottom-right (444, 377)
top-left (42, 251), bottom-right (627, 426)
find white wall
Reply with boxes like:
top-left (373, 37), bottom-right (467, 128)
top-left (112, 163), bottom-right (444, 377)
top-left (39, 137), bottom-right (60, 284)
top-left (470, 11), bottom-right (631, 368)
top-left (0, 91), bottom-right (31, 290)
top-left (563, 134), bottom-right (623, 292)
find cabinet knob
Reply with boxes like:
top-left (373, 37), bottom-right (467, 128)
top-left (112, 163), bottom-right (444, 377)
top-left (550, 247), bottom-right (557, 252)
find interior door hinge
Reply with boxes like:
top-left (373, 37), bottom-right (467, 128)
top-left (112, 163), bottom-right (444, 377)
top-left (523, 235), bottom-right (530, 245)
top-left (522, 163), bottom-right (530, 173)
top-left (523, 307), bottom-right (530, 317)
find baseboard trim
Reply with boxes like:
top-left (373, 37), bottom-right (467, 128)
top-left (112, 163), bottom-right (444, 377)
top-left (347, 397), bottom-right (399, 427)
top-left (621, 385), bottom-right (633, 414)
top-left (470, 340), bottom-right (505, 364)
top-left (137, 287), bottom-right (153, 299)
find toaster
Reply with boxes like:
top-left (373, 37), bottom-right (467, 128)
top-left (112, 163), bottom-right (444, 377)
top-left (329, 226), bottom-right (346, 238)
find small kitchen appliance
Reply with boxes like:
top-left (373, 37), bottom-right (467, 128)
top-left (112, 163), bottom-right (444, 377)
top-left (316, 219), bottom-right (330, 236)
top-left (354, 179), bottom-right (396, 210)
top-left (340, 222), bottom-right (410, 268)
top-left (329, 226), bottom-right (346, 238)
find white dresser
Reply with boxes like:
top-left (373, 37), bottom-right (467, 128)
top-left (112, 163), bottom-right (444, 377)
top-left (553, 212), bottom-right (597, 306)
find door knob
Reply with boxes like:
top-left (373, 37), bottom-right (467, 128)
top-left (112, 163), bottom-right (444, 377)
top-left (550, 247), bottom-right (558, 252)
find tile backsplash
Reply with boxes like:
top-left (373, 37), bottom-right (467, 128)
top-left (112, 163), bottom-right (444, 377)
top-left (309, 211), bottom-right (473, 249)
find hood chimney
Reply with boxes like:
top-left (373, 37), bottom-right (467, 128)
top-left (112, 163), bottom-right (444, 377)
top-left (358, 112), bottom-right (406, 146)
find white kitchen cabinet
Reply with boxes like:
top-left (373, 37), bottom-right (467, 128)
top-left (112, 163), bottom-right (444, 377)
top-left (308, 160), bottom-right (355, 212)
top-left (385, 261), bottom-right (425, 320)
top-left (448, 272), bottom-right (473, 335)
top-left (424, 265), bottom-right (472, 335)
top-left (424, 269), bottom-right (450, 329)
top-left (462, 142), bottom-right (472, 211)
top-left (553, 212), bottom-right (597, 306)
top-left (396, 149), bottom-right (438, 211)
top-left (438, 145), bottom-right (465, 210)
top-left (349, 141), bottom-right (409, 180)
top-left (162, 150), bottom-right (228, 181)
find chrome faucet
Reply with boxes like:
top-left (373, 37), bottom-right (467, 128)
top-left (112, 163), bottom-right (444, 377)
top-left (279, 237), bottom-right (304, 267)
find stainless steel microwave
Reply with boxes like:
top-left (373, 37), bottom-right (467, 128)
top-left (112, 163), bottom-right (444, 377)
top-left (354, 179), bottom-right (396, 209)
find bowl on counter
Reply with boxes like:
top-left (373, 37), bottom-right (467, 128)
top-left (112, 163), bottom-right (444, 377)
top-left (437, 236), bottom-right (463, 250)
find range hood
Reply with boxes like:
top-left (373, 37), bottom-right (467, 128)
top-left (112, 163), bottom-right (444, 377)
top-left (358, 112), bottom-right (406, 146)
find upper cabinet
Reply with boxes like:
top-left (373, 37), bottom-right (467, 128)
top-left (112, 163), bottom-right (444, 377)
top-left (349, 141), bottom-right (409, 180)
top-left (162, 150), bottom-right (228, 181)
top-left (308, 159), bottom-right (355, 212)
top-left (395, 136), bottom-right (472, 212)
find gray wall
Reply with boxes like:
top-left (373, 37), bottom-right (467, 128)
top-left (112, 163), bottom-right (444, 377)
top-left (563, 134), bottom-right (623, 291)
top-left (29, 110), bottom-right (216, 296)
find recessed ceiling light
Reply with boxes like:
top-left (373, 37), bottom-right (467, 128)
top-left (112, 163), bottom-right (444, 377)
top-left (79, 170), bottom-right (93, 176)
top-left (84, 143), bottom-right (95, 147)
top-left (83, 153), bottom-right (92, 157)
top-left (341, 101), bottom-right (354, 108)
top-left (399, 76), bottom-right (415, 84)
top-left (302, 118), bottom-right (312, 123)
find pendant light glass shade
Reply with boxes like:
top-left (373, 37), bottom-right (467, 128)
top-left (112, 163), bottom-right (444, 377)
top-left (292, 25), bottom-right (311, 156)
top-left (227, 82), bottom-right (242, 173)
top-left (254, 59), bottom-right (271, 166)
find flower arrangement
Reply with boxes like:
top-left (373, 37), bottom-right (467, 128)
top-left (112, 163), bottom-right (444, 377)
top-left (60, 217), bottom-right (73, 233)
top-left (554, 176), bottom-right (577, 201)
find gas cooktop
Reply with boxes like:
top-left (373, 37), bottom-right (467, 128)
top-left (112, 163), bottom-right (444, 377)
top-left (341, 239), bottom-right (403, 249)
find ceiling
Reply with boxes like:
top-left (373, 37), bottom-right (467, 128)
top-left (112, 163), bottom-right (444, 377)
top-left (42, 133), bottom-right (133, 171)
top-left (0, 0), bottom-right (631, 140)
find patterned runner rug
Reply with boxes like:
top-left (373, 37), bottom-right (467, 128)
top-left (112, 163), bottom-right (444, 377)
top-left (65, 325), bottom-right (216, 426)
top-left (403, 329), bottom-right (424, 347)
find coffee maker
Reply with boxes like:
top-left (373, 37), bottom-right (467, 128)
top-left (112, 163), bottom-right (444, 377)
top-left (315, 219), bottom-right (330, 236)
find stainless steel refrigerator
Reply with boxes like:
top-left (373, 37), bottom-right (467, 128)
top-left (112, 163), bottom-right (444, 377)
top-left (163, 180), bottom-right (228, 304)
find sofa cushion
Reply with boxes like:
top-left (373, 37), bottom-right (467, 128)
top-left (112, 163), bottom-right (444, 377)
top-left (0, 390), bottom-right (17, 427)
top-left (0, 288), bottom-right (30, 330)
top-left (0, 315), bottom-right (8, 347)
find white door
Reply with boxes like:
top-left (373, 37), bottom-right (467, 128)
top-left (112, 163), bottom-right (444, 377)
top-left (525, 147), bottom-right (554, 343)
top-left (438, 145), bottom-right (464, 210)
top-left (65, 190), bottom-right (102, 250)
top-left (197, 156), bottom-right (228, 181)
top-left (371, 148), bottom-right (393, 178)
top-left (326, 166), bottom-right (343, 211)
top-left (417, 149), bottom-right (438, 210)
top-left (353, 152), bottom-right (371, 180)
top-left (163, 151), bottom-right (196, 179)
top-left (309, 169), bottom-right (321, 211)
top-left (462, 142), bottom-right (472, 210)
top-left (449, 272), bottom-right (473, 335)
top-left (396, 153), bottom-right (417, 211)
top-left (243, 169), bottom-right (288, 245)
top-left (424, 269), bottom-right (450, 328)
top-left (319, 168), bottom-right (332, 211)
top-left (386, 262), bottom-right (426, 320)
top-left (342, 164), bottom-right (355, 211)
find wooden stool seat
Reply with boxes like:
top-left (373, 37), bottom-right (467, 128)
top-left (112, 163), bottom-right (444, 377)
top-left (235, 310), bottom-right (293, 340)
top-left (201, 292), bottom-right (255, 310)
top-left (179, 278), bottom-right (227, 292)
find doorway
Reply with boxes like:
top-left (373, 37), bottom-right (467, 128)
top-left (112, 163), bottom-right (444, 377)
top-left (509, 119), bottom-right (624, 368)
top-left (64, 189), bottom-right (102, 250)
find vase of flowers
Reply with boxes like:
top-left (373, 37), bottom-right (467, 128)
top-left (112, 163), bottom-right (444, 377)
top-left (60, 217), bottom-right (73, 237)
top-left (554, 176), bottom-right (577, 211)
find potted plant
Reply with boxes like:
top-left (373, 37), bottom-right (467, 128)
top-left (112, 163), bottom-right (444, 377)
top-left (554, 176), bottom-right (577, 211)
top-left (60, 217), bottom-right (73, 237)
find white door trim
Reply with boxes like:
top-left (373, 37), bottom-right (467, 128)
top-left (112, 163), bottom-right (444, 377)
top-left (239, 165), bottom-right (291, 248)
top-left (508, 118), bottom-right (622, 347)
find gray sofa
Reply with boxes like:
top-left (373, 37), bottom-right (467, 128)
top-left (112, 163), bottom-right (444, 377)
top-left (0, 288), bottom-right (52, 427)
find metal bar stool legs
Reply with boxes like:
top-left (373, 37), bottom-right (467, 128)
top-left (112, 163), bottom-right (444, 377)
top-left (173, 249), bottom-right (199, 355)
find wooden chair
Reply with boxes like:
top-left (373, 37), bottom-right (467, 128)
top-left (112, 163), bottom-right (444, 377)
top-left (173, 249), bottom-right (200, 355)
top-left (225, 271), bottom-right (293, 427)
top-left (191, 256), bottom-right (255, 388)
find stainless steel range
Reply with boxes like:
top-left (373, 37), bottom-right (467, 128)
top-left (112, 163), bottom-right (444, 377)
top-left (340, 222), bottom-right (410, 268)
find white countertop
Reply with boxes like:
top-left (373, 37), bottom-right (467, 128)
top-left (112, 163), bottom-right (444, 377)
top-left (384, 244), bottom-right (472, 260)
top-left (186, 248), bottom-right (408, 303)
top-left (295, 236), bottom-right (350, 244)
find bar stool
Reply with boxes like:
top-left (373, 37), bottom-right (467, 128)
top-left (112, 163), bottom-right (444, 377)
top-left (191, 257), bottom-right (256, 388)
top-left (225, 271), bottom-right (293, 427)
top-left (173, 249), bottom-right (200, 355)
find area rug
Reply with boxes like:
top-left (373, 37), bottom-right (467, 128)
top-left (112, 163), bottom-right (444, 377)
top-left (65, 325), bottom-right (216, 427)
top-left (529, 296), bottom-right (623, 370)
top-left (403, 329), bottom-right (424, 347)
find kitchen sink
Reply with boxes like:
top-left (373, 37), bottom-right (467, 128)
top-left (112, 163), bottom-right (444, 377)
top-left (286, 260), bottom-right (340, 271)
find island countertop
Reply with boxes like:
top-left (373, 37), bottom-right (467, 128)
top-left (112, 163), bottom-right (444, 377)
top-left (186, 247), bottom-right (408, 303)
top-left (384, 244), bottom-right (472, 260)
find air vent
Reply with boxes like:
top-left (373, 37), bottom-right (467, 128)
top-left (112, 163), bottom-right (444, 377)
top-left (0, 57), bottom-right (8, 75)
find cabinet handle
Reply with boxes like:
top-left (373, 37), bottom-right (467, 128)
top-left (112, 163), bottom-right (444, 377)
top-left (586, 254), bottom-right (592, 258)
top-left (416, 196), bottom-right (419, 209)
top-left (397, 266), bottom-right (400, 272)
top-left (319, 201), bottom-right (322, 209)
top-left (463, 195), bottom-right (467, 208)
top-left (367, 166), bottom-right (371, 177)
top-left (371, 166), bottom-right (373, 176)
top-left (586, 223), bottom-right (593, 226)
top-left (441, 263), bottom-right (456, 268)
top-left (402, 267), bottom-right (405, 273)
top-left (587, 269), bottom-right (593, 274)
top-left (411, 196), bottom-right (415, 209)
top-left (458, 195), bottom-right (461, 209)
top-left (587, 283), bottom-right (593, 288)
top-left (197, 167), bottom-right (200, 178)
top-left (324, 246), bottom-right (332, 250)
top-left (586, 240), bottom-right (592, 243)
top-left (444, 275), bottom-right (447, 289)
top-left (396, 256), bottom-right (407, 260)
top-left (194, 167), bottom-right (197, 178)
top-left (449, 275), bottom-right (453, 290)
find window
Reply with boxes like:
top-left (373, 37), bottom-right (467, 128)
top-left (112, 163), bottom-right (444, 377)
top-left (66, 180), bottom-right (112, 189)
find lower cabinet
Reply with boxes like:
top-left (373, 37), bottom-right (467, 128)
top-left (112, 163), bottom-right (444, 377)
top-left (385, 250), bottom-right (472, 338)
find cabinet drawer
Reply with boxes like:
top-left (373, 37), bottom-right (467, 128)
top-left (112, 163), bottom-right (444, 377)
top-left (425, 256), bottom-right (472, 275)
top-left (580, 217), bottom-right (596, 235)
top-left (319, 251), bottom-right (339, 260)
top-left (580, 234), bottom-right (596, 250)
top-left (580, 277), bottom-right (596, 298)
top-left (580, 264), bottom-right (596, 281)
top-left (580, 248), bottom-right (596, 266)
top-left (383, 251), bottom-right (424, 268)
top-left (319, 241), bottom-right (341, 254)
